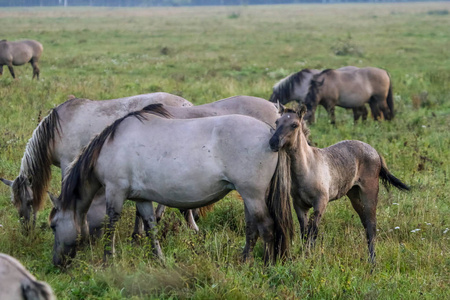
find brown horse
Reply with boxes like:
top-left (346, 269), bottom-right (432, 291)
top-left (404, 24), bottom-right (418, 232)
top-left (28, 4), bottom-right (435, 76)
top-left (0, 40), bottom-right (43, 79)
top-left (269, 105), bottom-right (410, 262)
top-left (304, 67), bottom-right (394, 124)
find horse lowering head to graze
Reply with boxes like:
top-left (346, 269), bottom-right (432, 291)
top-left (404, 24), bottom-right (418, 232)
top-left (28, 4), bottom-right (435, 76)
top-left (0, 92), bottom-right (192, 232)
top-left (270, 105), bottom-right (409, 263)
top-left (49, 108), bottom-right (294, 267)
top-left (304, 67), bottom-right (394, 124)
top-left (0, 40), bottom-right (43, 79)
top-left (269, 69), bottom-right (320, 105)
top-left (0, 253), bottom-right (55, 300)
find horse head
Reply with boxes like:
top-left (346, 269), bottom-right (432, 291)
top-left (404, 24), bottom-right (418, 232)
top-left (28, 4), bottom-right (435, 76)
top-left (48, 192), bottom-right (87, 267)
top-left (270, 105), bottom-right (307, 152)
top-left (1, 176), bottom-right (35, 229)
top-left (304, 77), bottom-right (324, 123)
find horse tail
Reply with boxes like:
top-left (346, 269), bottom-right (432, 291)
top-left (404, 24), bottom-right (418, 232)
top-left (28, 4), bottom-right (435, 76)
top-left (18, 108), bottom-right (61, 212)
top-left (379, 155), bottom-right (410, 192)
top-left (198, 204), bottom-right (215, 217)
top-left (266, 149), bottom-right (294, 260)
top-left (386, 73), bottom-right (394, 120)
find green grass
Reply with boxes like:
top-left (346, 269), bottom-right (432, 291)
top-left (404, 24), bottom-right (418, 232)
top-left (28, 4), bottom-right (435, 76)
top-left (0, 3), bottom-right (449, 299)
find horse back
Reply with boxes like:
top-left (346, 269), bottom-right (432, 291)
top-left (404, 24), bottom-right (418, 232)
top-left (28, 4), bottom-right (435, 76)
top-left (322, 140), bottom-right (381, 199)
top-left (94, 114), bottom-right (277, 205)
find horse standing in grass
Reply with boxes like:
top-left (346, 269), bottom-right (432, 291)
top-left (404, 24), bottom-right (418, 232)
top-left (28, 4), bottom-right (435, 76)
top-left (304, 67), bottom-right (394, 124)
top-left (0, 93), bottom-right (192, 235)
top-left (269, 106), bottom-right (409, 262)
top-left (49, 109), bottom-right (294, 267)
top-left (0, 40), bottom-right (43, 79)
top-left (269, 67), bottom-right (369, 123)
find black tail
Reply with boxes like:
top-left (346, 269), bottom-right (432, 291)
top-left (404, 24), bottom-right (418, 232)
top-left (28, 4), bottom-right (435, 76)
top-left (266, 150), bottom-right (294, 260)
top-left (386, 76), bottom-right (394, 120)
top-left (379, 156), bottom-right (410, 191)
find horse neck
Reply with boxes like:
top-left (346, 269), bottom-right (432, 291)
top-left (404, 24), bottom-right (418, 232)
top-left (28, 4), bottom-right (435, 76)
top-left (18, 111), bottom-right (59, 212)
top-left (287, 129), bottom-right (315, 177)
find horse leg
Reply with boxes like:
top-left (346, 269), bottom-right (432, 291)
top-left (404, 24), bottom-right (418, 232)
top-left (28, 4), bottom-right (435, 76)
top-left (242, 204), bottom-right (258, 261)
top-left (242, 193), bottom-right (275, 264)
top-left (369, 99), bottom-right (381, 120)
top-left (7, 64), bottom-right (15, 79)
top-left (131, 208), bottom-right (144, 241)
top-left (103, 188), bottom-right (126, 261)
top-left (307, 199), bottom-right (327, 247)
top-left (180, 209), bottom-right (199, 232)
top-left (155, 204), bottom-right (166, 223)
top-left (135, 201), bottom-right (164, 260)
top-left (347, 185), bottom-right (378, 263)
top-left (293, 202), bottom-right (309, 242)
top-left (0, 65), bottom-right (3, 76)
top-left (361, 105), bottom-right (368, 121)
top-left (30, 59), bottom-right (40, 80)
top-left (377, 97), bottom-right (392, 121)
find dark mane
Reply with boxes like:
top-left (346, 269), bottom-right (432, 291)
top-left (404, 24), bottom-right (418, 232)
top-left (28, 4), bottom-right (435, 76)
top-left (304, 70), bottom-right (331, 110)
top-left (142, 103), bottom-right (173, 119)
top-left (60, 109), bottom-right (166, 211)
top-left (17, 108), bottom-right (61, 211)
top-left (270, 69), bottom-right (312, 104)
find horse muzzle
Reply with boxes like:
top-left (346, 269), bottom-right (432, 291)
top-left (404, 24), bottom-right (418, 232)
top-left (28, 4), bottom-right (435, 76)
top-left (269, 137), bottom-right (280, 152)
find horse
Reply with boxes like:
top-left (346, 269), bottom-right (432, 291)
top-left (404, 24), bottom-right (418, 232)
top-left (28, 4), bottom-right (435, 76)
top-left (0, 40), bottom-right (43, 79)
top-left (304, 67), bottom-right (394, 124)
top-left (139, 95), bottom-right (282, 226)
top-left (49, 108), bottom-right (294, 267)
top-left (0, 92), bottom-right (192, 235)
top-left (269, 67), bottom-right (369, 123)
top-left (269, 105), bottom-right (410, 262)
top-left (0, 253), bottom-right (55, 300)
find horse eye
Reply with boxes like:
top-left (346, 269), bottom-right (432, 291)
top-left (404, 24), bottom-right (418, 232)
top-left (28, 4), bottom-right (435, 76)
top-left (291, 123), bottom-right (298, 128)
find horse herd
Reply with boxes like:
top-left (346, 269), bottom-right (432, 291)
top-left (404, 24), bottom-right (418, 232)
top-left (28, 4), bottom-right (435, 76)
top-left (1, 40), bottom-right (409, 281)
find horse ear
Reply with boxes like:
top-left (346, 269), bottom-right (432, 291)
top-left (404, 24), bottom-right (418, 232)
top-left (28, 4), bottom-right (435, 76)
top-left (47, 192), bottom-right (60, 208)
top-left (298, 105), bottom-right (307, 119)
top-left (274, 101), bottom-right (285, 114)
top-left (0, 178), bottom-right (13, 187)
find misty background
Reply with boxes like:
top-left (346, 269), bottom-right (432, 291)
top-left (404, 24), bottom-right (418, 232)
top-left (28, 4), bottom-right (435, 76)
top-left (0, 0), bottom-right (439, 8)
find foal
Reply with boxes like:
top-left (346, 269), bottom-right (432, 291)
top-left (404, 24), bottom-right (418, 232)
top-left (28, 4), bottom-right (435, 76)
top-left (269, 106), bottom-right (410, 262)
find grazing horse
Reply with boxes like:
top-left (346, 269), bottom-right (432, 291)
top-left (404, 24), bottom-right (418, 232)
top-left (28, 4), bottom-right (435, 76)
top-left (0, 40), bottom-right (43, 79)
top-left (269, 106), bottom-right (410, 262)
top-left (49, 109), bottom-right (294, 267)
top-left (304, 67), bottom-right (394, 124)
top-left (269, 68), bottom-right (321, 105)
top-left (0, 253), bottom-right (55, 300)
top-left (0, 92), bottom-right (192, 235)
top-left (269, 67), bottom-right (369, 122)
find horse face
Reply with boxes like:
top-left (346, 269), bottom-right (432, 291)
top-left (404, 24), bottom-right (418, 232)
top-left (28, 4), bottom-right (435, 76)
top-left (2, 176), bottom-right (34, 228)
top-left (270, 112), bottom-right (301, 152)
top-left (50, 207), bottom-right (79, 267)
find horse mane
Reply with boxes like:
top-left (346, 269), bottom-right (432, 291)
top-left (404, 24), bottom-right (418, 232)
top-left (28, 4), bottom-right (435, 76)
top-left (60, 107), bottom-right (171, 211)
top-left (16, 109), bottom-right (61, 212)
top-left (271, 69), bottom-right (312, 102)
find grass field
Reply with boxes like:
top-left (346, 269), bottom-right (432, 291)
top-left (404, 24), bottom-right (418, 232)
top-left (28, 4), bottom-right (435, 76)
top-left (0, 2), bottom-right (449, 299)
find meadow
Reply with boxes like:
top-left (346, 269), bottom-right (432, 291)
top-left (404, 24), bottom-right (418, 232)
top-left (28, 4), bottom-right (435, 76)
top-left (0, 2), bottom-right (449, 299)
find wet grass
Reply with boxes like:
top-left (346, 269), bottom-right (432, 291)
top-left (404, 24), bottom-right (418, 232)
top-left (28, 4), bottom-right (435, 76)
top-left (0, 3), bottom-right (449, 299)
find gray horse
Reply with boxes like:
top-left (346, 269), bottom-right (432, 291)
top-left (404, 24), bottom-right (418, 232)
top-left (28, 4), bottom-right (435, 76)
top-left (0, 92), bottom-right (192, 235)
top-left (269, 106), bottom-right (410, 262)
top-left (304, 67), bottom-right (393, 124)
top-left (0, 253), bottom-right (55, 300)
top-left (49, 109), bottom-right (294, 267)
top-left (0, 40), bottom-right (43, 79)
top-left (269, 67), bottom-right (369, 123)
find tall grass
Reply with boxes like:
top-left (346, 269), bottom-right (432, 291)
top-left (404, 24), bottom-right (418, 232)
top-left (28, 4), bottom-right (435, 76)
top-left (0, 3), bottom-right (449, 299)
